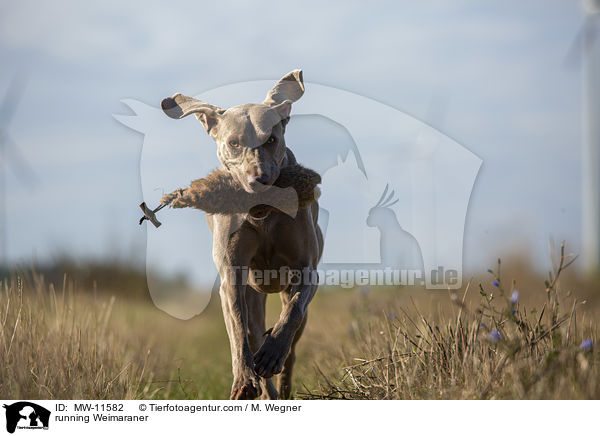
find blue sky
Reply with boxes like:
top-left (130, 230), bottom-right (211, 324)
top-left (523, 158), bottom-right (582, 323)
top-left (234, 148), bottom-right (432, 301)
top-left (0, 0), bottom-right (589, 282)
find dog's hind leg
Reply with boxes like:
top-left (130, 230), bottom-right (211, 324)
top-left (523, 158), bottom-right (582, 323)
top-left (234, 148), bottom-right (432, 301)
top-left (246, 287), bottom-right (279, 399)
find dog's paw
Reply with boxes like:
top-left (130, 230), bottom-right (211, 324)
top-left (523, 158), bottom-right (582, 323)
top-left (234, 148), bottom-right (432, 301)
top-left (253, 333), bottom-right (289, 378)
top-left (230, 371), bottom-right (262, 400)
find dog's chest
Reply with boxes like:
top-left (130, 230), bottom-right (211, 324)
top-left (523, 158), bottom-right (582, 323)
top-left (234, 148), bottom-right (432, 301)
top-left (247, 225), bottom-right (293, 293)
top-left (250, 232), bottom-right (289, 271)
top-left (248, 252), bottom-right (290, 294)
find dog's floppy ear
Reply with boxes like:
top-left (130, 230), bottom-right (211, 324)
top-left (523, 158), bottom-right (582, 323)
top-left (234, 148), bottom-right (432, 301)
top-left (272, 99), bottom-right (293, 120)
top-left (263, 69), bottom-right (304, 106)
top-left (161, 93), bottom-right (223, 133)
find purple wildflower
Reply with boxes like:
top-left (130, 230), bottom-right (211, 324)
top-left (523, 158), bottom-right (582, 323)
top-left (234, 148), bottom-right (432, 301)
top-left (510, 290), bottom-right (519, 304)
top-left (489, 330), bottom-right (501, 343)
top-left (492, 280), bottom-right (499, 287)
top-left (386, 311), bottom-right (398, 320)
top-left (580, 339), bottom-right (593, 351)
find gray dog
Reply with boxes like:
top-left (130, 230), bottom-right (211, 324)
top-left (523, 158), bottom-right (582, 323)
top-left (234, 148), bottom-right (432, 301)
top-left (161, 70), bottom-right (323, 399)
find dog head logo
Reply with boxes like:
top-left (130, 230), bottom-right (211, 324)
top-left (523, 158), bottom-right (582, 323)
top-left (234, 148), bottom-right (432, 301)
top-left (3, 402), bottom-right (50, 433)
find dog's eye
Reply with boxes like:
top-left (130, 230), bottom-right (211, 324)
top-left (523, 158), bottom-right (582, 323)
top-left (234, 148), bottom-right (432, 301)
top-left (266, 136), bottom-right (276, 145)
top-left (228, 140), bottom-right (240, 148)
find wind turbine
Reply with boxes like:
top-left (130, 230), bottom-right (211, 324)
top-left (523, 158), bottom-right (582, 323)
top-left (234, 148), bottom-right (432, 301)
top-left (574, 0), bottom-right (600, 274)
top-left (0, 75), bottom-right (37, 269)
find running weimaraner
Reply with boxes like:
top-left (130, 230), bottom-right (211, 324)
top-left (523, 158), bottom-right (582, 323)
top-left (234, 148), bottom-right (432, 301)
top-left (161, 70), bottom-right (323, 399)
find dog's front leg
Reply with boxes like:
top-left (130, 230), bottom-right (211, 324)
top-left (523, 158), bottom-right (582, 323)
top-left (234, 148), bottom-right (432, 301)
top-left (211, 215), bottom-right (262, 399)
top-left (253, 266), bottom-right (317, 378)
top-left (214, 220), bottom-right (262, 400)
top-left (219, 264), bottom-right (262, 400)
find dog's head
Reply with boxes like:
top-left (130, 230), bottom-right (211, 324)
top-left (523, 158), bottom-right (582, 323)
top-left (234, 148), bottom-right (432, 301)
top-left (161, 70), bottom-right (304, 193)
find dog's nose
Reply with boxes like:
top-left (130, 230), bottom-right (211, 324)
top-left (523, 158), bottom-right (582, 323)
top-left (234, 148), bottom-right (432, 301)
top-left (254, 173), bottom-right (271, 184)
top-left (247, 173), bottom-right (272, 190)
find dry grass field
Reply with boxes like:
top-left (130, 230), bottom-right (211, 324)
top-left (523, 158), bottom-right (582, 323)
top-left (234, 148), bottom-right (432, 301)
top-left (1, 245), bottom-right (598, 400)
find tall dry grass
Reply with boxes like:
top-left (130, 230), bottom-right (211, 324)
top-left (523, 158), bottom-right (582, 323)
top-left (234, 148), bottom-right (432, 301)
top-left (0, 275), bottom-right (158, 399)
top-left (299, 244), bottom-right (599, 399)
top-left (0, 243), bottom-right (598, 399)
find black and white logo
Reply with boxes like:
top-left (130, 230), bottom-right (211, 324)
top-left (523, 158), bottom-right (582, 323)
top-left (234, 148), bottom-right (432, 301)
top-left (3, 402), bottom-right (50, 434)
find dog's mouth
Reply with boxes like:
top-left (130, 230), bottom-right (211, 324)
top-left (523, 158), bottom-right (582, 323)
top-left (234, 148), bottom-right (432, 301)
top-left (245, 179), bottom-right (274, 194)
top-left (244, 168), bottom-right (281, 193)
